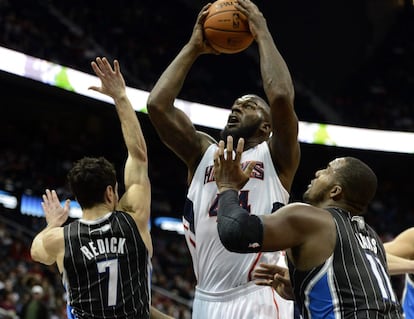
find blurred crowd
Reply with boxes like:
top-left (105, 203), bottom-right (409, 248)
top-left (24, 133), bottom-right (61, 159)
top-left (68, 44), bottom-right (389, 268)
top-left (1, 0), bottom-right (414, 318)
top-left (0, 215), bottom-right (195, 319)
top-left (0, 217), bottom-right (67, 319)
top-left (0, 209), bottom-right (195, 319)
top-left (329, 5), bottom-right (414, 131)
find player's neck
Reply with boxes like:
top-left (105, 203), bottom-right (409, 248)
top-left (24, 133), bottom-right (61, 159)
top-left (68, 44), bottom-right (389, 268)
top-left (243, 137), bottom-right (266, 151)
top-left (82, 204), bottom-right (114, 221)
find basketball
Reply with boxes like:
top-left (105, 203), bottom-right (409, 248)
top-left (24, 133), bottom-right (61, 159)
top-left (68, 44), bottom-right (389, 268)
top-left (203, 0), bottom-right (253, 54)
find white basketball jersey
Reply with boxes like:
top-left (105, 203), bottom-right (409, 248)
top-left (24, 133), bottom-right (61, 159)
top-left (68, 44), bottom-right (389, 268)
top-left (183, 141), bottom-right (290, 292)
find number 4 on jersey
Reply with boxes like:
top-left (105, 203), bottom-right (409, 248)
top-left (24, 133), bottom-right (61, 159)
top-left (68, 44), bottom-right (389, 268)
top-left (209, 191), bottom-right (251, 217)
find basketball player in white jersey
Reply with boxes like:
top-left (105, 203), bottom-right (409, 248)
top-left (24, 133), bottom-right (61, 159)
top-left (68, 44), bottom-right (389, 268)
top-left (30, 57), bottom-right (172, 319)
top-left (147, 0), bottom-right (300, 317)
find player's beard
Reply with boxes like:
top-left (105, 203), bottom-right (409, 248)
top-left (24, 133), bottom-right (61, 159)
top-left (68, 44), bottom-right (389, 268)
top-left (220, 119), bottom-right (262, 145)
top-left (303, 183), bottom-right (331, 207)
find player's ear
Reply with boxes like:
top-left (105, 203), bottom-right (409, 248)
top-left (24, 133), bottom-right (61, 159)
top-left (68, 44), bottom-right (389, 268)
top-left (260, 121), bottom-right (271, 137)
top-left (105, 185), bottom-right (115, 203)
top-left (330, 185), bottom-right (343, 200)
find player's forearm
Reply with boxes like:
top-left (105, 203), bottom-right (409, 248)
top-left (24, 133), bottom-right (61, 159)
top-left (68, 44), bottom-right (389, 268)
top-left (116, 94), bottom-right (149, 190)
top-left (115, 95), bottom-right (147, 162)
top-left (257, 31), bottom-right (294, 105)
top-left (147, 44), bottom-right (199, 112)
top-left (217, 190), bottom-right (264, 253)
top-left (387, 253), bottom-right (414, 275)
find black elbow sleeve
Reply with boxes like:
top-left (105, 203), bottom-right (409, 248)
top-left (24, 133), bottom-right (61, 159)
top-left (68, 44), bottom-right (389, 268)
top-left (217, 190), bottom-right (263, 253)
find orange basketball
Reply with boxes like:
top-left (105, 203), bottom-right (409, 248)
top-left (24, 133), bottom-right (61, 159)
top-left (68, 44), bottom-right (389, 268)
top-left (203, 0), bottom-right (253, 54)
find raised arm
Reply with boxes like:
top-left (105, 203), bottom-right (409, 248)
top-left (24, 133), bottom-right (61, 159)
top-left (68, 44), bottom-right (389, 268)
top-left (236, 0), bottom-right (299, 191)
top-left (90, 57), bottom-right (152, 254)
top-left (31, 189), bottom-right (70, 270)
top-left (147, 4), bottom-right (217, 174)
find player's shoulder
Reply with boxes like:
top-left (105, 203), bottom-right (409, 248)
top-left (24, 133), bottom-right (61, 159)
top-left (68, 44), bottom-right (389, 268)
top-left (284, 202), bottom-right (314, 213)
top-left (195, 130), bottom-right (218, 160)
top-left (196, 130), bottom-right (218, 145)
top-left (283, 202), bottom-right (332, 221)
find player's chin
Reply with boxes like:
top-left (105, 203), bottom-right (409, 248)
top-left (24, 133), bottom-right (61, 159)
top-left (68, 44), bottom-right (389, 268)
top-left (220, 127), bottom-right (234, 140)
top-left (302, 190), bottom-right (311, 203)
top-left (223, 124), bottom-right (240, 133)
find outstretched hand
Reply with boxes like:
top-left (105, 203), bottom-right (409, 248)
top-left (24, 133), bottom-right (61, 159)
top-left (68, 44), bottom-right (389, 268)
top-left (214, 136), bottom-right (255, 193)
top-left (41, 189), bottom-right (70, 228)
top-left (89, 57), bottom-right (127, 100)
top-left (253, 263), bottom-right (294, 300)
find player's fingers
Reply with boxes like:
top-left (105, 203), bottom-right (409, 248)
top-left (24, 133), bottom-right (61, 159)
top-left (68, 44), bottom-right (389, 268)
top-left (274, 273), bottom-right (290, 285)
top-left (253, 268), bottom-right (274, 279)
top-left (254, 279), bottom-right (272, 287)
top-left (201, 3), bottom-right (212, 15)
top-left (253, 269), bottom-right (268, 276)
top-left (96, 57), bottom-right (107, 73)
top-left (88, 86), bottom-right (101, 92)
top-left (213, 148), bottom-right (220, 167)
top-left (217, 140), bottom-right (225, 161)
top-left (243, 160), bottom-right (255, 177)
top-left (234, 138), bottom-right (244, 163)
top-left (41, 195), bottom-right (48, 209)
top-left (45, 189), bottom-right (52, 201)
top-left (100, 57), bottom-right (113, 73)
top-left (197, 3), bottom-right (211, 23)
top-left (64, 199), bottom-right (71, 213)
top-left (113, 60), bottom-right (120, 74)
top-left (253, 268), bottom-right (274, 277)
top-left (90, 61), bottom-right (101, 76)
top-left (234, 0), bottom-right (248, 16)
top-left (259, 263), bottom-right (283, 272)
top-left (102, 57), bottom-right (115, 74)
top-left (226, 136), bottom-right (233, 160)
top-left (42, 189), bottom-right (52, 208)
top-left (252, 272), bottom-right (272, 280)
top-left (51, 190), bottom-right (59, 203)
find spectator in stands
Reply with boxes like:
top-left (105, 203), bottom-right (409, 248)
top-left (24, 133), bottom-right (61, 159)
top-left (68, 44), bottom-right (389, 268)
top-left (19, 285), bottom-right (49, 319)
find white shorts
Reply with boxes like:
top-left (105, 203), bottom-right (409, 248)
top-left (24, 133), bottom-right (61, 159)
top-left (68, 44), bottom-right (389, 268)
top-left (192, 282), bottom-right (294, 319)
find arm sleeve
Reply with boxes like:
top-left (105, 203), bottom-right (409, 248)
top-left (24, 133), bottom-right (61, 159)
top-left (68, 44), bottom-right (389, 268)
top-left (217, 189), bottom-right (264, 253)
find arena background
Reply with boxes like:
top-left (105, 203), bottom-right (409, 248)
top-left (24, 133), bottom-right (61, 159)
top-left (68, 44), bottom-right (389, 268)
top-left (1, 0), bottom-right (414, 318)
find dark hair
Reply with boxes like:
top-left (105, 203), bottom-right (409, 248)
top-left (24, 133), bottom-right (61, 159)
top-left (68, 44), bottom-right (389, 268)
top-left (67, 157), bottom-right (117, 209)
top-left (337, 157), bottom-right (378, 211)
